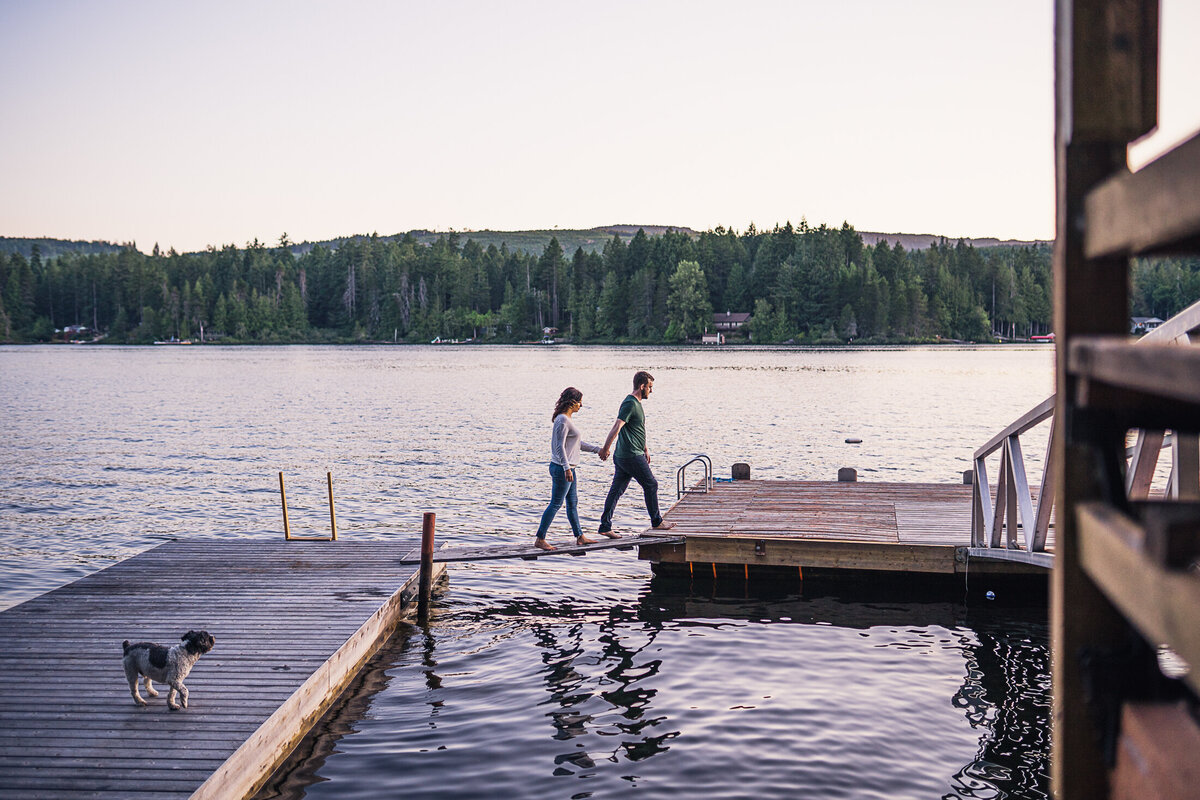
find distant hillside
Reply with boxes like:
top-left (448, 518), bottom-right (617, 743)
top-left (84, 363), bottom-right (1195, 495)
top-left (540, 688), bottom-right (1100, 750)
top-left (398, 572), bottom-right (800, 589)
top-left (287, 225), bottom-right (704, 258)
top-left (0, 236), bottom-right (125, 259)
top-left (2, 227), bottom-right (1051, 261)
top-left (290, 225), bottom-right (1049, 257)
top-left (859, 231), bottom-right (1050, 250)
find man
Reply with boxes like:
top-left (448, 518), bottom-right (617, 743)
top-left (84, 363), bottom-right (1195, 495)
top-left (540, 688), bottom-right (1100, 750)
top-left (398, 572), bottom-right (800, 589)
top-left (597, 370), bottom-right (676, 537)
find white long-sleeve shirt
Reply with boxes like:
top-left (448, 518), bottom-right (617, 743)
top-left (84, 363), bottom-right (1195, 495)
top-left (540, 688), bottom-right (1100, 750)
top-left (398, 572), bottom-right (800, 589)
top-left (550, 413), bottom-right (600, 470)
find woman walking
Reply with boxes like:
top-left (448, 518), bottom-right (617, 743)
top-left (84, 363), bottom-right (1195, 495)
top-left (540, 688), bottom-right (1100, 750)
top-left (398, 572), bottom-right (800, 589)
top-left (534, 387), bottom-right (610, 551)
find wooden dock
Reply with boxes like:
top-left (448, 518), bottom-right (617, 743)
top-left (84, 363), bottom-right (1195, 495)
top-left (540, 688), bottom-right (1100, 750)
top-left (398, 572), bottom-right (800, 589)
top-left (637, 480), bottom-right (1054, 575)
top-left (0, 539), bottom-right (443, 800)
top-left (0, 482), bottom-right (1049, 799)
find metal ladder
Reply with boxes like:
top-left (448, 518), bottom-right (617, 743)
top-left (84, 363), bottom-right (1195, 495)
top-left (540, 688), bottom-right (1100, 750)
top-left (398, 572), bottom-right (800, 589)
top-left (676, 454), bottom-right (713, 498)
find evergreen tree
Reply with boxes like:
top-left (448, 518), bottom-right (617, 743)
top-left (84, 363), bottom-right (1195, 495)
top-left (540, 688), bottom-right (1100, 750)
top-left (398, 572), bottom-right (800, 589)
top-left (666, 260), bottom-right (713, 340)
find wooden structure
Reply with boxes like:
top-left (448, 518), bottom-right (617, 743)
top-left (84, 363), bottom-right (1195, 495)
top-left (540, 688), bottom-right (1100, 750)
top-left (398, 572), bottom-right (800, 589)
top-left (1052, 1), bottom-right (1200, 798)
top-left (398, 532), bottom-right (683, 564)
top-left (636, 481), bottom-right (1052, 576)
top-left (970, 298), bottom-right (1200, 566)
top-left (0, 540), bottom-right (443, 800)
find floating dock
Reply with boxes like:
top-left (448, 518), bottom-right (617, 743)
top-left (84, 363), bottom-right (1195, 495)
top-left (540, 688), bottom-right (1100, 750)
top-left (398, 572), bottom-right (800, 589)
top-left (0, 539), bottom-right (443, 800)
top-left (637, 480), bottom-right (1054, 577)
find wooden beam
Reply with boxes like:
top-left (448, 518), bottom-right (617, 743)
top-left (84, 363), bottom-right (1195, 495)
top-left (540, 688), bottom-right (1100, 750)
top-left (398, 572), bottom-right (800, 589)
top-left (1061, 0), bottom-right (1158, 144)
top-left (1076, 502), bottom-right (1200, 697)
top-left (1070, 337), bottom-right (1200, 411)
top-left (676, 537), bottom-right (960, 574)
top-left (1086, 132), bottom-right (1200, 258)
top-left (1052, 2), bottom-right (1141, 796)
top-left (966, 548), bottom-right (1055, 570)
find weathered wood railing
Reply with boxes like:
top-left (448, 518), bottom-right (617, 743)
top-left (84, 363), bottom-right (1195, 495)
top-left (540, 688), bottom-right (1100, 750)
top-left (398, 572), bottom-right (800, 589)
top-left (972, 396), bottom-right (1056, 551)
top-left (972, 298), bottom-right (1200, 555)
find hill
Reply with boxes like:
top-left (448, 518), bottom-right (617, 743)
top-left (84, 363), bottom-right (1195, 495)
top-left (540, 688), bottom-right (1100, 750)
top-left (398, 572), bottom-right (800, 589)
top-left (0, 227), bottom-right (1051, 261)
top-left (859, 231), bottom-right (1049, 250)
top-left (0, 236), bottom-right (126, 259)
top-left (283, 225), bottom-right (1050, 258)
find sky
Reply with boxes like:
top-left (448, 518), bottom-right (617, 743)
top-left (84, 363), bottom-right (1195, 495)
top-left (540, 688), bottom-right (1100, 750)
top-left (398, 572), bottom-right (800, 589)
top-left (1, 0), bottom-right (1197, 253)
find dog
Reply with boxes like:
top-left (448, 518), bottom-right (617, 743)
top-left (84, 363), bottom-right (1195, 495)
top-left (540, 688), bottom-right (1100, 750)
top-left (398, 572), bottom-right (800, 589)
top-left (122, 630), bottom-right (215, 710)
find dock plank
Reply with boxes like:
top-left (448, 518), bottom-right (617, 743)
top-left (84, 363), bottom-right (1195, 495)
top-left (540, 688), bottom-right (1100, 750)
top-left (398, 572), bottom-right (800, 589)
top-left (0, 539), bottom-right (440, 800)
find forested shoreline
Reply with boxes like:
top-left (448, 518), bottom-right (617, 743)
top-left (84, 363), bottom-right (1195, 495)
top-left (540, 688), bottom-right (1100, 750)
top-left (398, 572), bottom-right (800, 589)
top-left (1, 223), bottom-right (1196, 345)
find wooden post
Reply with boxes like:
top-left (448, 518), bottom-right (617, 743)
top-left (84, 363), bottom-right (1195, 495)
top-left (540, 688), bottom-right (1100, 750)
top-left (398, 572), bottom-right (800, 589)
top-left (1052, 2), bottom-right (1158, 797)
top-left (279, 472), bottom-right (292, 540)
top-left (838, 467), bottom-right (857, 483)
top-left (326, 472), bottom-right (338, 541)
top-left (418, 512), bottom-right (435, 620)
top-left (731, 463), bottom-right (750, 480)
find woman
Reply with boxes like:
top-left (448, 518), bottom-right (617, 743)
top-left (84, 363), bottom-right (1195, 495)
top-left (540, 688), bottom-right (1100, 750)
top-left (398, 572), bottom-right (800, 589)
top-left (534, 387), bottom-right (614, 551)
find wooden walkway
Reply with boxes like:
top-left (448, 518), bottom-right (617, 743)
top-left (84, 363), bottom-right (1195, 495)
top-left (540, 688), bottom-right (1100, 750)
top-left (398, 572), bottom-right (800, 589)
top-left (638, 480), bottom-right (1054, 574)
top-left (0, 540), bottom-right (442, 800)
top-left (397, 532), bottom-right (684, 564)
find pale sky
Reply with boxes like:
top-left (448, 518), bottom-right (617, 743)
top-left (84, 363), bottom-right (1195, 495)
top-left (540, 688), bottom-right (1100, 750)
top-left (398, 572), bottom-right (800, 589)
top-left (1, 1), bottom-right (1197, 253)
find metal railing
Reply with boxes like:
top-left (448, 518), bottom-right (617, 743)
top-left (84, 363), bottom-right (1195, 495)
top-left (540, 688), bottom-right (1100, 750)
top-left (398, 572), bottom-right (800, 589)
top-left (677, 455), bottom-right (714, 498)
top-left (972, 298), bottom-right (1200, 554)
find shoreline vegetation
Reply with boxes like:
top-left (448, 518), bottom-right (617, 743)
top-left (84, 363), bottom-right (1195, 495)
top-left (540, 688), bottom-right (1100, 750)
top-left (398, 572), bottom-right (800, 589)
top-left (1, 224), bottom-right (1196, 346)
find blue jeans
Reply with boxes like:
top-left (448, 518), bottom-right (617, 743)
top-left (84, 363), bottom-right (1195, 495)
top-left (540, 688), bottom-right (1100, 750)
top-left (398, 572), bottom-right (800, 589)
top-left (535, 463), bottom-right (583, 540)
top-left (598, 454), bottom-right (662, 533)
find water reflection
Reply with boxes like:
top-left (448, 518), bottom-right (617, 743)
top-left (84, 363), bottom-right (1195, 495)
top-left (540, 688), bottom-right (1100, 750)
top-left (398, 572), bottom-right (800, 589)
top-left (946, 614), bottom-right (1050, 799)
top-left (258, 574), bottom-right (1049, 800)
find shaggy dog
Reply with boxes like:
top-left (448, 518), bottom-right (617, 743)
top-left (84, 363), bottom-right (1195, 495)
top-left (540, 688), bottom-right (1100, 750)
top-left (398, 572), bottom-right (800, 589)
top-left (122, 630), bottom-right (215, 710)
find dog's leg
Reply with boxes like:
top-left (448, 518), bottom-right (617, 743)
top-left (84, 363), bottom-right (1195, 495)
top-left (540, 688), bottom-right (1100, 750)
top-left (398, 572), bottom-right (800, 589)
top-left (167, 683), bottom-right (180, 710)
top-left (143, 676), bottom-right (159, 697)
top-left (125, 664), bottom-right (147, 706)
top-left (177, 681), bottom-right (189, 709)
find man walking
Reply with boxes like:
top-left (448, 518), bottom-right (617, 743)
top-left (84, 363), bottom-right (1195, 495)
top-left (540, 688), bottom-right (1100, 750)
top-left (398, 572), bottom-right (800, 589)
top-left (597, 371), bottom-right (676, 536)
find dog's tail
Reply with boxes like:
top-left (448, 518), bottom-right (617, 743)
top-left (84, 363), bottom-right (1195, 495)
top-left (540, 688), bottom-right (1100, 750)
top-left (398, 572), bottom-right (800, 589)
top-left (122, 639), bottom-right (131, 654)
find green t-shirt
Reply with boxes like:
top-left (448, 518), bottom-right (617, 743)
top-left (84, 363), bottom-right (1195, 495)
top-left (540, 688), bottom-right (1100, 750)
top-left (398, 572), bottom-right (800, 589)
top-left (614, 394), bottom-right (646, 459)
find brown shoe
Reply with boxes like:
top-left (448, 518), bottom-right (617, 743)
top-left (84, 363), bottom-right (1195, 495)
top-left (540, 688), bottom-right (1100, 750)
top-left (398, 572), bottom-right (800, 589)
top-left (652, 520), bottom-right (676, 531)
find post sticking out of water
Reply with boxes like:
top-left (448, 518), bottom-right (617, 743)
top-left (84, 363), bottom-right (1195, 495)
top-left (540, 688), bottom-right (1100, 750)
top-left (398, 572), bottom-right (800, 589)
top-left (326, 472), bottom-right (338, 540)
top-left (838, 467), bottom-right (857, 482)
top-left (732, 463), bottom-right (750, 480)
top-left (418, 512), bottom-right (436, 621)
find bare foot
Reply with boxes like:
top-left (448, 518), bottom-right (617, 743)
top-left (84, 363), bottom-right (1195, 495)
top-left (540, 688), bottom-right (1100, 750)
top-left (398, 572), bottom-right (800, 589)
top-left (534, 539), bottom-right (556, 551)
top-left (576, 535), bottom-right (597, 545)
top-left (599, 530), bottom-right (622, 539)
top-left (652, 520), bottom-right (676, 530)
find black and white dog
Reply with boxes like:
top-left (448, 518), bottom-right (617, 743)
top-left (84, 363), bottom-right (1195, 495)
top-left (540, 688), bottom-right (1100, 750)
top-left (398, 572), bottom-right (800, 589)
top-left (122, 630), bottom-right (216, 710)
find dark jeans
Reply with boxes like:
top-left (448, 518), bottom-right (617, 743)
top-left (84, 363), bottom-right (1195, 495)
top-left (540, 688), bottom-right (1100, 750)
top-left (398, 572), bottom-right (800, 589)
top-left (598, 454), bottom-right (662, 533)
top-left (536, 463), bottom-right (582, 540)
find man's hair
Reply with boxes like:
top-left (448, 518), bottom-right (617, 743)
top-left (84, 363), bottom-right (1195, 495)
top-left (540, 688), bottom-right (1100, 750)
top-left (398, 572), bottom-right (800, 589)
top-left (633, 371), bottom-right (654, 390)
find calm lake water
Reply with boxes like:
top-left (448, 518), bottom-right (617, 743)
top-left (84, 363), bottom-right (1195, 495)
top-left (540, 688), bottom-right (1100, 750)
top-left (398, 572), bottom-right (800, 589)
top-left (0, 344), bottom-right (1054, 799)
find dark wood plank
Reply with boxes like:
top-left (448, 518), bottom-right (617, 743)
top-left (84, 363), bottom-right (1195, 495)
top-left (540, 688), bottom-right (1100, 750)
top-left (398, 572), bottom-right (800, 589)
top-left (1086, 131), bottom-right (1200, 258)
top-left (399, 533), bottom-right (681, 564)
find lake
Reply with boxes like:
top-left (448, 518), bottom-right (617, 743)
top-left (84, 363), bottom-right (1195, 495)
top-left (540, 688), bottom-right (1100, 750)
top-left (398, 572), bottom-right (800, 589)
top-left (0, 344), bottom-right (1054, 799)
